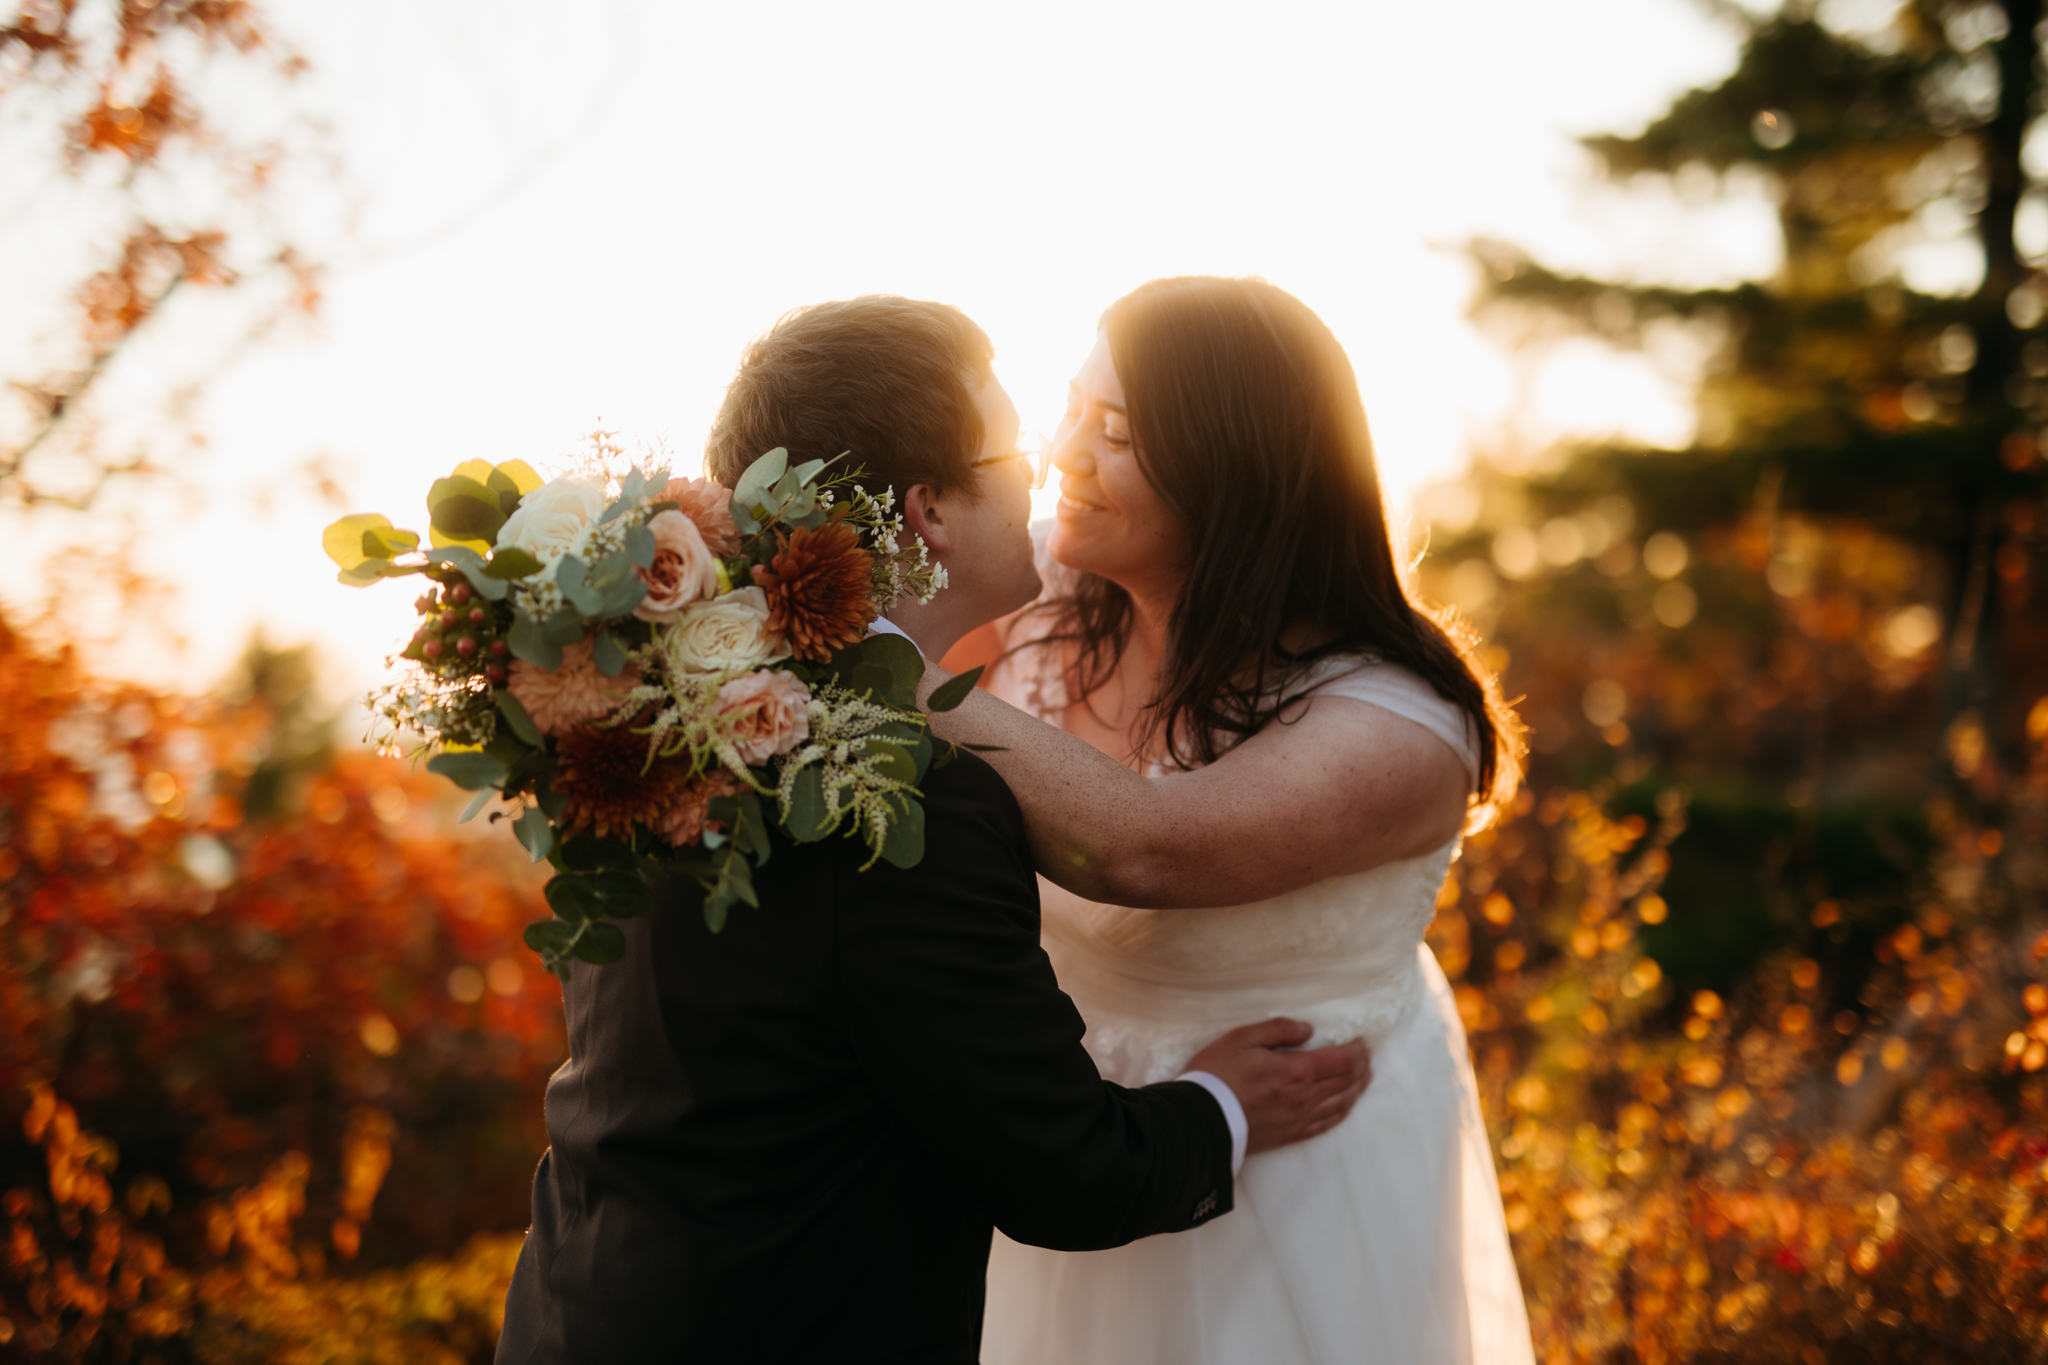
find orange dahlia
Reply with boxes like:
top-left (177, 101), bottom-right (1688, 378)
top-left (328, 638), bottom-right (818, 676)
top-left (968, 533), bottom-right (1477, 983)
top-left (749, 522), bottom-right (879, 662)
top-left (656, 768), bottom-right (752, 848)
top-left (552, 720), bottom-right (688, 840)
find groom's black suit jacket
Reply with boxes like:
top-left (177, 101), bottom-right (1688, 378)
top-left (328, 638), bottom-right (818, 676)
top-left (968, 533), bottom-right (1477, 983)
top-left (494, 751), bottom-right (1235, 1364)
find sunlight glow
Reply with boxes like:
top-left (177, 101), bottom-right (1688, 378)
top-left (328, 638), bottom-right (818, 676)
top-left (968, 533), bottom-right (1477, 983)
top-left (3, 0), bottom-right (1755, 692)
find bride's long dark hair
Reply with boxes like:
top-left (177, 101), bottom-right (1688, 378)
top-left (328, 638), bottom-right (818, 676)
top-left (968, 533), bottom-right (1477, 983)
top-left (1036, 275), bottom-right (1521, 819)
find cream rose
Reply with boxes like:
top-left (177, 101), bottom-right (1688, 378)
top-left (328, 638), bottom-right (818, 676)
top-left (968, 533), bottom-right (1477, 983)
top-left (496, 475), bottom-right (606, 571)
top-left (633, 510), bottom-right (719, 622)
top-left (662, 587), bottom-right (786, 674)
top-left (716, 669), bottom-right (812, 766)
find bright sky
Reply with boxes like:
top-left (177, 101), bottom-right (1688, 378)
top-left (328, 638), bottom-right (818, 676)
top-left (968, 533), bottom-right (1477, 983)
top-left (9, 0), bottom-right (1777, 696)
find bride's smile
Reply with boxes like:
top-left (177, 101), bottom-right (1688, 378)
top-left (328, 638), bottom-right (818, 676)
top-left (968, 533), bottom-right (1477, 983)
top-left (1046, 331), bottom-right (1188, 602)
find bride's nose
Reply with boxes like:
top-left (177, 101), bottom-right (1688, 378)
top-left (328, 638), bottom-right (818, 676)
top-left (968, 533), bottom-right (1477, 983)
top-left (1050, 428), bottom-right (1095, 478)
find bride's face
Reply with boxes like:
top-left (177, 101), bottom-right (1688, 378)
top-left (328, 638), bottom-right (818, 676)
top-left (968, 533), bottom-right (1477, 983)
top-left (1047, 332), bottom-right (1188, 599)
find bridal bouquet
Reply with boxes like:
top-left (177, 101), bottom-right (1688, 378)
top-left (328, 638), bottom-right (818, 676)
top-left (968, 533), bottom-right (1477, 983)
top-left (322, 441), bottom-right (980, 977)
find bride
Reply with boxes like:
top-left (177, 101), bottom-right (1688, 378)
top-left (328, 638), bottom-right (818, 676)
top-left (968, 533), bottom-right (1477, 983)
top-left (923, 276), bottom-right (1535, 1364)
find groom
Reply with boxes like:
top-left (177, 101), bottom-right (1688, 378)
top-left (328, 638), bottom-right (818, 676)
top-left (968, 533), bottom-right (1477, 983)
top-left (496, 297), bottom-right (1373, 1364)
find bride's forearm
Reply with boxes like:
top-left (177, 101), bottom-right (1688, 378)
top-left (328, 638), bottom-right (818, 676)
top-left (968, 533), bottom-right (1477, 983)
top-left (917, 666), bottom-right (1178, 905)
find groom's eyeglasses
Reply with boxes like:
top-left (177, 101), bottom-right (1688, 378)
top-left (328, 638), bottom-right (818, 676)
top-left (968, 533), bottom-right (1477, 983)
top-left (970, 438), bottom-right (1050, 490)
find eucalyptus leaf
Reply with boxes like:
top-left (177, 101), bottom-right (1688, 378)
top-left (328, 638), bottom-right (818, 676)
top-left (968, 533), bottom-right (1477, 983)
top-left (733, 446), bottom-right (789, 510)
top-left (426, 544), bottom-right (482, 571)
top-left (487, 466), bottom-right (526, 500)
top-left (926, 664), bottom-right (985, 714)
top-left (485, 730), bottom-right (532, 764)
top-left (513, 805), bottom-right (555, 863)
top-left (457, 789), bottom-right (493, 824)
top-left (593, 632), bottom-right (626, 677)
top-left (845, 634), bottom-right (923, 709)
top-left (427, 751), bottom-right (509, 790)
top-left (707, 846), bottom-right (758, 912)
top-left (724, 851), bottom-right (758, 909)
top-left (323, 513), bottom-right (398, 570)
top-left (598, 574), bottom-right (647, 619)
top-left (495, 689), bottom-right (545, 746)
top-left (424, 546), bottom-right (508, 600)
top-left (545, 866), bottom-right (653, 920)
top-left (707, 792), bottom-right (771, 867)
top-left (862, 736), bottom-right (921, 786)
top-left (491, 459), bottom-right (544, 495)
top-left (624, 523), bottom-right (656, 569)
top-left (733, 790), bottom-right (772, 865)
top-left (535, 778), bottom-right (569, 820)
top-left (620, 466), bottom-right (648, 499)
top-left (784, 766), bottom-right (832, 841)
top-left (337, 561), bottom-right (398, 587)
top-left (427, 475), bottom-right (506, 543)
top-left (523, 918), bottom-right (579, 955)
top-left (588, 551), bottom-right (649, 617)
top-left (540, 608), bottom-right (586, 646)
top-left (484, 547), bottom-right (544, 579)
top-left (778, 487), bottom-right (817, 521)
top-left (845, 664), bottom-right (890, 703)
top-left (427, 472), bottom-right (496, 507)
top-left (507, 612), bottom-right (562, 670)
top-left (878, 796), bottom-right (926, 869)
top-left (573, 920), bottom-right (626, 964)
top-left (360, 525), bottom-right (419, 559)
top-left (556, 556), bottom-right (601, 614)
top-left (791, 456), bottom-right (831, 486)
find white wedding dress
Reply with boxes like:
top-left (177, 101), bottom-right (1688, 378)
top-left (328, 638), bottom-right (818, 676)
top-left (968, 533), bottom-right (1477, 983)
top-left (979, 593), bottom-right (1534, 1364)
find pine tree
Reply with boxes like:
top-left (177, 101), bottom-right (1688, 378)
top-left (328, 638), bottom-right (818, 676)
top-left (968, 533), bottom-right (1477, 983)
top-left (1434, 0), bottom-right (2048, 994)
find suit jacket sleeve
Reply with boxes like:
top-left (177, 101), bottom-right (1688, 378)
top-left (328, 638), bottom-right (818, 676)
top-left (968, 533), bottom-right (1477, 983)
top-left (831, 758), bottom-right (1234, 1252)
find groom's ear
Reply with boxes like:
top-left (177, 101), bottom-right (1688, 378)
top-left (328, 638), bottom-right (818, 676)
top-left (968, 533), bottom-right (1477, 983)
top-left (901, 483), bottom-right (953, 556)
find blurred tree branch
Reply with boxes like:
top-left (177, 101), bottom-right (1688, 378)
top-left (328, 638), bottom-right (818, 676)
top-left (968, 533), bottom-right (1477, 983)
top-left (0, 0), bottom-right (329, 510)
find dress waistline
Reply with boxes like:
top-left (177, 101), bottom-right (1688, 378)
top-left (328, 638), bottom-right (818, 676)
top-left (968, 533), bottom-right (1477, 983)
top-left (1045, 932), bottom-right (1429, 1041)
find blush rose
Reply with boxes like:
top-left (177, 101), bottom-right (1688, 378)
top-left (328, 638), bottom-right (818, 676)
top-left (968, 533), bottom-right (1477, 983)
top-left (716, 669), bottom-right (812, 766)
top-left (633, 510), bottom-right (719, 622)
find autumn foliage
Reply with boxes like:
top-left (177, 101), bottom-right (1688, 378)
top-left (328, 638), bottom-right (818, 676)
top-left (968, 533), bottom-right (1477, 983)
top-left (0, 615), bottom-right (560, 1360)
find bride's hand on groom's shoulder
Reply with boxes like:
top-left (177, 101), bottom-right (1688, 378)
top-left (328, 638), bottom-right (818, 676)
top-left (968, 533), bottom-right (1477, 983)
top-left (1187, 1019), bottom-right (1373, 1155)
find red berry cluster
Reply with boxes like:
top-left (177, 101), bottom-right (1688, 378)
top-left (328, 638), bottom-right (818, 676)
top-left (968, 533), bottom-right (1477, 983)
top-left (406, 579), bottom-right (511, 683)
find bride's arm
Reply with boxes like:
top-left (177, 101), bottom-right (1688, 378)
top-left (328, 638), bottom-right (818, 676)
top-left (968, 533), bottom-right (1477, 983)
top-left (917, 664), bottom-right (1470, 910)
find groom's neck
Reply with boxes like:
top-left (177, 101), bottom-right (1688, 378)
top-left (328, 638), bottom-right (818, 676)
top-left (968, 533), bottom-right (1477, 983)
top-left (882, 595), bottom-right (973, 662)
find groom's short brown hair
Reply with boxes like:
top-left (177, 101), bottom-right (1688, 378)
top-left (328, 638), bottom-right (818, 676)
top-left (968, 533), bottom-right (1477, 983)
top-left (705, 296), bottom-right (996, 497)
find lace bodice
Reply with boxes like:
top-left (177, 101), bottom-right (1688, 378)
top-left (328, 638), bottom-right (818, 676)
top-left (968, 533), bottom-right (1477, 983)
top-left (988, 557), bottom-right (1479, 1086)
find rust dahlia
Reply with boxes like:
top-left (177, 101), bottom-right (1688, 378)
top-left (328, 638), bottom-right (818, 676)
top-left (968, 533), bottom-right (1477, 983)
top-left (750, 522), bottom-right (879, 662)
top-left (552, 720), bottom-right (687, 840)
top-left (656, 768), bottom-right (752, 848)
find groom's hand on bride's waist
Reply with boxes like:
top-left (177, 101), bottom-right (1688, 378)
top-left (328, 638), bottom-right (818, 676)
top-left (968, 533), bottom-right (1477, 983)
top-left (1185, 1019), bottom-right (1373, 1156)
